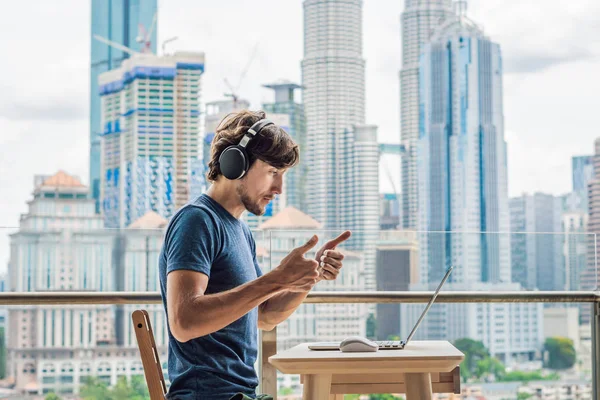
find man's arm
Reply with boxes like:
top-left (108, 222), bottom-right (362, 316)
top-left (258, 291), bottom-right (310, 331)
top-left (168, 269), bottom-right (285, 342)
top-left (168, 235), bottom-right (320, 342)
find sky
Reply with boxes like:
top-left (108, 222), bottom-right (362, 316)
top-left (0, 0), bottom-right (599, 271)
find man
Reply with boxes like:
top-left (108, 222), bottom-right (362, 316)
top-left (158, 110), bottom-right (351, 400)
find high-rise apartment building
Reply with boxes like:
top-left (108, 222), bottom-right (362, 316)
top-left (400, 0), bottom-right (454, 229)
top-left (91, 0), bottom-right (158, 214)
top-left (99, 52), bottom-right (205, 228)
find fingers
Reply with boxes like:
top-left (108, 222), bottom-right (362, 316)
top-left (319, 255), bottom-right (342, 269)
top-left (325, 230), bottom-right (351, 249)
top-left (319, 264), bottom-right (339, 280)
top-left (323, 249), bottom-right (344, 261)
top-left (297, 235), bottom-right (319, 255)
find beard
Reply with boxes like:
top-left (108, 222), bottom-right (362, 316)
top-left (236, 182), bottom-right (265, 216)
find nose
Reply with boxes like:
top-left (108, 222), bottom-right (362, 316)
top-left (272, 176), bottom-right (283, 195)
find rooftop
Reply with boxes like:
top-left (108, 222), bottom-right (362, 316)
top-left (258, 206), bottom-right (323, 230)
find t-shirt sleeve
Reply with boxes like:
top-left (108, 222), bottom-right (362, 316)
top-left (165, 207), bottom-right (220, 278)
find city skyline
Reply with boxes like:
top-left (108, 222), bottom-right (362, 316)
top-left (1, 0), bottom-right (600, 272)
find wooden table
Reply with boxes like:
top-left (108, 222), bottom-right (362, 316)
top-left (269, 341), bottom-right (464, 400)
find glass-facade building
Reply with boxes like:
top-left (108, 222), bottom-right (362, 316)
top-left (90, 0), bottom-right (158, 214)
top-left (418, 19), bottom-right (510, 285)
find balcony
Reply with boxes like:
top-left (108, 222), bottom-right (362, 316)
top-left (1, 227), bottom-right (598, 399)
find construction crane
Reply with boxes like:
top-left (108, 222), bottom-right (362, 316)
top-left (94, 11), bottom-right (157, 56)
top-left (136, 12), bottom-right (158, 54)
top-left (223, 41), bottom-right (260, 108)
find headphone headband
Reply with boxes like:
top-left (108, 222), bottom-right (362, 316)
top-left (217, 117), bottom-right (276, 180)
top-left (239, 119), bottom-right (274, 148)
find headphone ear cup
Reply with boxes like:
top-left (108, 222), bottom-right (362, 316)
top-left (219, 146), bottom-right (249, 180)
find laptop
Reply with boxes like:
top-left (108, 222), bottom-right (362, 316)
top-left (308, 265), bottom-right (454, 351)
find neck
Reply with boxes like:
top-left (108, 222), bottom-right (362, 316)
top-left (206, 180), bottom-right (245, 219)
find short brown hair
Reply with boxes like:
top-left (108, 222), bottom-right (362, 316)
top-left (206, 110), bottom-right (300, 182)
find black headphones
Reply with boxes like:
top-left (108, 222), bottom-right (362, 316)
top-left (218, 118), bottom-right (275, 180)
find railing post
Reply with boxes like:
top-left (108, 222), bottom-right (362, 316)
top-left (593, 302), bottom-right (600, 400)
top-left (259, 326), bottom-right (278, 399)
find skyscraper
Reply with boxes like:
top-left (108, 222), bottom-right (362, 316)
top-left (90, 0), bottom-right (158, 214)
top-left (302, 0), bottom-right (380, 288)
top-left (302, 0), bottom-right (365, 229)
top-left (418, 13), bottom-right (510, 286)
top-left (99, 52), bottom-right (205, 228)
top-left (400, 0), bottom-right (454, 229)
top-left (509, 194), bottom-right (564, 290)
top-left (412, 9), bottom-right (542, 363)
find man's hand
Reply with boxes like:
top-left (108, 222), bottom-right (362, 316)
top-left (314, 231), bottom-right (352, 281)
top-left (271, 235), bottom-right (321, 292)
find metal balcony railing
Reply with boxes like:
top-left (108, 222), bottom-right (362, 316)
top-left (0, 291), bottom-right (598, 399)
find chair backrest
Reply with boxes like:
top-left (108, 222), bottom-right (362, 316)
top-left (132, 310), bottom-right (168, 400)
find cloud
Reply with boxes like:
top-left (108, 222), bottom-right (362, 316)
top-left (0, 92), bottom-right (87, 122)
top-left (468, 0), bottom-right (600, 74)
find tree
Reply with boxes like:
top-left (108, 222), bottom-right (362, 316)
top-left (369, 395), bottom-right (404, 400)
top-left (129, 375), bottom-right (150, 399)
top-left (111, 376), bottom-right (135, 400)
top-left (453, 338), bottom-right (490, 380)
top-left (544, 337), bottom-right (576, 370)
top-left (475, 356), bottom-right (505, 380)
top-left (80, 375), bottom-right (150, 400)
top-left (79, 377), bottom-right (111, 400)
top-left (44, 393), bottom-right (62, 400)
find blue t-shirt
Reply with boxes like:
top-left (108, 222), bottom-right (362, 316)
top-left (159, 194), bottom-right (263, 400)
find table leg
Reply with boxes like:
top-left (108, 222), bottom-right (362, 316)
top-left (405, 372), bottom-right (433, 400)
top-left (302, 374), bottom-right (332, 400)
top-left (329, 395), bottom-right (344, 400)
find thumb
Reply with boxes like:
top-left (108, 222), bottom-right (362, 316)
top-left (297, 235), bottom-right (319, 255)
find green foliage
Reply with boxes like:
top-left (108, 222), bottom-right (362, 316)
top-left (544, 337), bottom-right (576, 370)
top-left (44, 393), bottom-right (62, 400)
top-left (80, 377), bottom-right (111, 400)
top-left (79, 375), bottom-right (150, 400)
top-left (517, 393), bottom-right (533, 400)
top-left (279, 386), bottom-right (294, 395)
top-left (475, 356), bottom-right (505, 380)
top-left (369, 395), bottom-right (404, 400)
top-left (453, 338), bottom-right (490, 380)
top-left (499, 370), bottom-right (560, 382)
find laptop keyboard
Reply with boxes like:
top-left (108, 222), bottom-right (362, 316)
top-left (375, 340), bottom-right (404, 349)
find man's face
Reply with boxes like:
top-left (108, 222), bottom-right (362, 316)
top-left (236, 159), bottom-right (287, 215)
